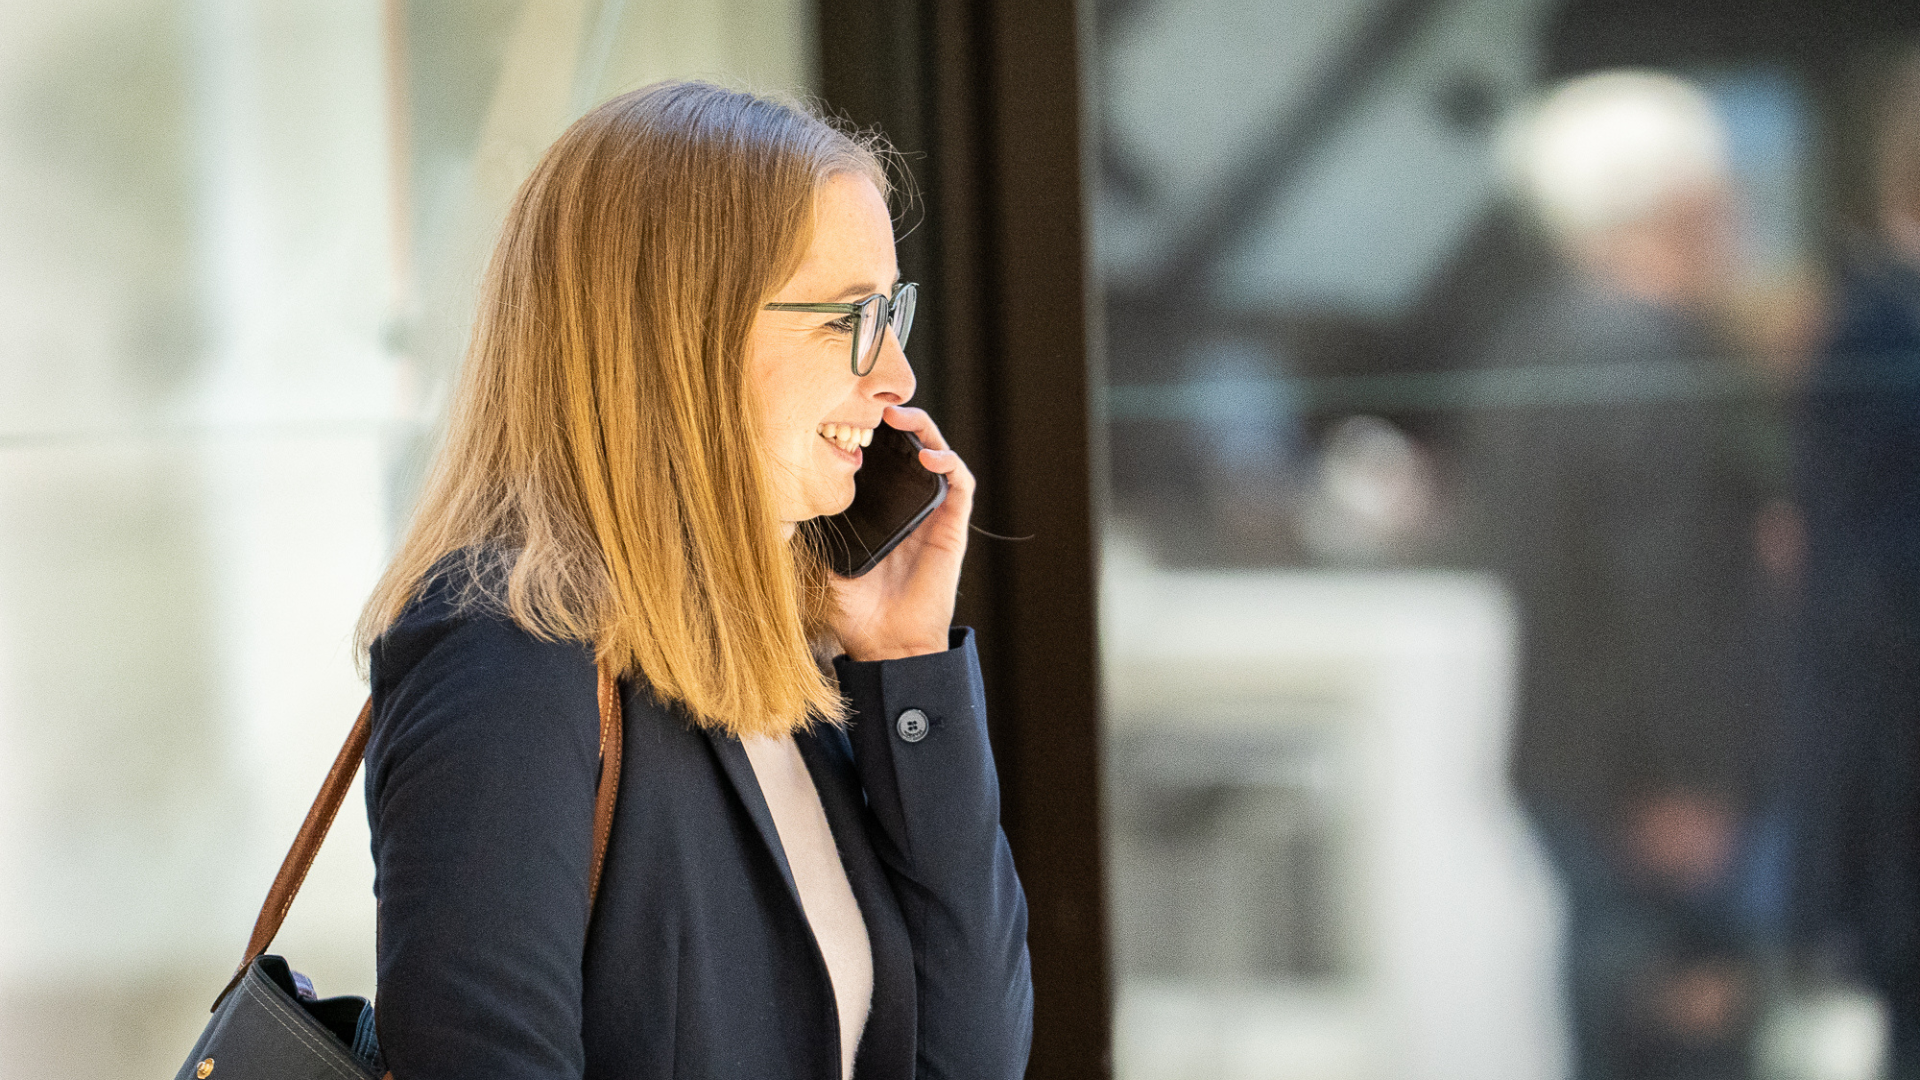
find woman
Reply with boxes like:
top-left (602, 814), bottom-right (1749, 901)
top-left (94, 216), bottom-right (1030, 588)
top-left (355, 81), bottom-right (1032, 1080)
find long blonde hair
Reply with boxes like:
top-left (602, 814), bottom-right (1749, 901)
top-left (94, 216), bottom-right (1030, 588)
top-left (358, 82), bottom-right (888, 738)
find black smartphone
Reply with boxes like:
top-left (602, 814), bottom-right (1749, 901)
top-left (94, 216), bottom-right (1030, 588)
top-left (817, 421), bottom-right (948, 578)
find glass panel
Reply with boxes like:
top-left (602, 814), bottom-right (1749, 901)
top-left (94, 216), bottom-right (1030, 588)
top-left (0, 3), bottom-right (813, 1075)
top-left (1091, 2), bottom-right (1920, 1078)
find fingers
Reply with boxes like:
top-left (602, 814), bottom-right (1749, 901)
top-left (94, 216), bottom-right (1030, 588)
top-left (916, 446), bottom-right (962, 474)
top-left (917, 447), bottom-right (975, 499)
top-left (883, 404), bottom-right (946, 451)
top-left (883, 404), bottom-right (974, 500)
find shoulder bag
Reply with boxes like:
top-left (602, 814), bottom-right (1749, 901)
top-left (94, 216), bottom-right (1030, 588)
top-left (172, 661), bottom-right (624, 1080)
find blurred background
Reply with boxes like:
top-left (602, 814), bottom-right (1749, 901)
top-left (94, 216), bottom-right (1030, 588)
top-left (4, 1), bottom-right (1920, 1079)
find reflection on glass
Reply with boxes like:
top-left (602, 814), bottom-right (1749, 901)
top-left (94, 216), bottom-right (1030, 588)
top-left (1093, 1), bottom-right (1918, 1078)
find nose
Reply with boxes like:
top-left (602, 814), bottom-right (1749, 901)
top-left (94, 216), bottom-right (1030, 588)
top-left (863, 325), bottom-right (915, 404)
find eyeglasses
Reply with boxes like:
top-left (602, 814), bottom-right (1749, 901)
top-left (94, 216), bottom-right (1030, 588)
top-left (764, 282), bottom-right (917, 376)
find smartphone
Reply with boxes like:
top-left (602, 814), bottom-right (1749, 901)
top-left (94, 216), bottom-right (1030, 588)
top-left (817, 421), bottom-right (948, 578)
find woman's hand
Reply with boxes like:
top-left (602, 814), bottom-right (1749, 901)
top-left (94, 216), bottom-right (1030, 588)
top-left (828, 404), bottom-right (974, 661)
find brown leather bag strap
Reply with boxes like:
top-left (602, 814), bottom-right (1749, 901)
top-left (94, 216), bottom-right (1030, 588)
top-left (590, 660), bottom-right (624, 903)
top-left (215, 659), bottom-right (625, 1009)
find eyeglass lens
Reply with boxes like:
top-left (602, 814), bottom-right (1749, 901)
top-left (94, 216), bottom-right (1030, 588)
top-left (855, 285), bottom-right (917, 375)
top-left (889, 284), bottom-right (916, 351)
top-left (855, 293), bottom-right (885, 375)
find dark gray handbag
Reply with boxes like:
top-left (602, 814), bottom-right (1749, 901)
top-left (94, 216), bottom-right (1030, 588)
top-left (174, 663), bottom-right (624, 1080)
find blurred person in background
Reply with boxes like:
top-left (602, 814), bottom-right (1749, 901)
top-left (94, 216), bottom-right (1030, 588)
top-left (1787, 44), bottom-right (1920, 1080)
top-left (1460, 70), bottom-right (1786, 1080)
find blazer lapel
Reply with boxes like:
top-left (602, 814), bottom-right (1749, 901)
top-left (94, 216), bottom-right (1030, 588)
top-left (796, 726), bottom-right (918, 1080)
top-left (702, 730), bottom-right (806, 915)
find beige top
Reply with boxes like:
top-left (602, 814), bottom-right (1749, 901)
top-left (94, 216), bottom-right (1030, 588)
top-left (741, 733), bottom-right (873, 1079)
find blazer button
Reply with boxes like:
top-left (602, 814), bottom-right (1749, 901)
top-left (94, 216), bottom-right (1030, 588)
top-left (896, 708), bottom-right (930, 743)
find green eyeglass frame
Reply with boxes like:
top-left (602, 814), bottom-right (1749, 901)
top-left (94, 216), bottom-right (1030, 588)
top-left (764, 281), bottom-right (918, 376)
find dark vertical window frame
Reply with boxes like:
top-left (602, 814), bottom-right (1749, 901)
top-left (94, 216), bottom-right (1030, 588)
top-left (818, 1), bottom-right (1113, 1076)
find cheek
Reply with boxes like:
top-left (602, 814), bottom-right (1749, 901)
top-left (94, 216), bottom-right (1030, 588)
top-left (778, 394), bottom-right (831, 458)
top-left (747, 340), bottom-right (807, 453)
top-left (744, 327), bottom-right (862, 488)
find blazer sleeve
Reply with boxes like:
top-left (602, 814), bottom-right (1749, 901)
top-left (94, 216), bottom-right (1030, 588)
top-left (834, 627), bottom-right (1035, 1079)
top-left (364, 608), bottom-right (602, 1080)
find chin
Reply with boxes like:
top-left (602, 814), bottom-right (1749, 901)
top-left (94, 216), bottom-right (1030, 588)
top-left (820, 491), bottom-right (856, 518)
top-left (810, 480), bottom-right (857, 519)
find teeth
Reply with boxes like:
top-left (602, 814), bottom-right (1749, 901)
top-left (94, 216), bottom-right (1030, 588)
top-left (818, 423), bottom-right (872, 453)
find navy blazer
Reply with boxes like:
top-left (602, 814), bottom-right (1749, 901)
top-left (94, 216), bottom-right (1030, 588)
top-left (364, 572), bottom-right (1032, 1079)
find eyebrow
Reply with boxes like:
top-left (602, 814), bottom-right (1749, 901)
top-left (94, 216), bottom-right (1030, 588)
top-left (826, 276), bottom-right (901, 302)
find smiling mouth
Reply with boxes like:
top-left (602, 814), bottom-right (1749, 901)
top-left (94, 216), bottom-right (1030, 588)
top-left (817, 423), bottom-right (874, 454)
